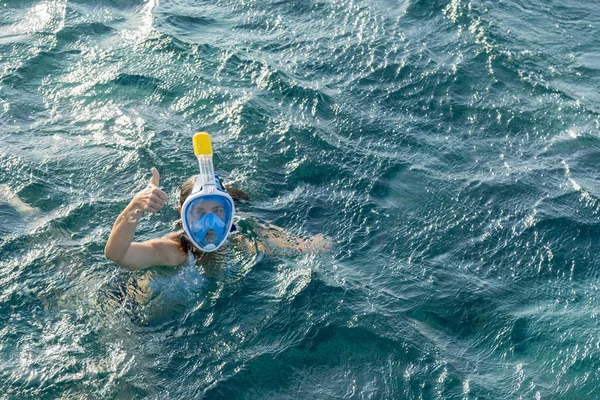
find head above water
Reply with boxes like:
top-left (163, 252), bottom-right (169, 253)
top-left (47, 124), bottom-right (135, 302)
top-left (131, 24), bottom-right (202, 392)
top-left (185, 194), bottom-right (232, 249)
top-left (180, 174), bottom-right (235, 252)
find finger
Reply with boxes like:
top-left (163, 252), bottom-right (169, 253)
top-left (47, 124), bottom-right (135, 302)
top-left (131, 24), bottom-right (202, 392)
top-left (146, 204), bottom-right (160, 213)
top-left (149, 167), bottom-right (160, 187)
top-left (152, 188), bottom-right (167, 201)
top-left (149, 199), bottom-right (165, 209)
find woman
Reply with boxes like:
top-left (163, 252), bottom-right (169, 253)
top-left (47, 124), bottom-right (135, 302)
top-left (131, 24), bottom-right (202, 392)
top-left (105, 168), bottom-right (329, 270)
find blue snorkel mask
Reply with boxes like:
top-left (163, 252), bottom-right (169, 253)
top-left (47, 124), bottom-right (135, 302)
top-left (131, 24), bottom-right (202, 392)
top-left (181, 133), bottom-right (235, 252)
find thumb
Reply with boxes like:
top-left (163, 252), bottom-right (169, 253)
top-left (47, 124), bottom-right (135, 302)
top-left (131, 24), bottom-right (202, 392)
top-left (149, 167), bottom-right (160, 187)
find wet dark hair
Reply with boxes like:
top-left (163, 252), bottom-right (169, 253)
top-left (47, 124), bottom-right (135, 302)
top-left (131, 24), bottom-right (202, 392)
top-left (179, 175), bottom-right (197, 206)
top-left (179, 175), bottom-right (249, 206)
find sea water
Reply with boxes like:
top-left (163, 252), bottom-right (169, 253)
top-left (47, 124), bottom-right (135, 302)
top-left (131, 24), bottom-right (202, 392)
top-left (1, 0), bottom-right (600, 398)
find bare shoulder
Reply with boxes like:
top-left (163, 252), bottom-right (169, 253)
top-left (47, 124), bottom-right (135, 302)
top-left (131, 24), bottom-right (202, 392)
top-left (147, 233), bottom-right (188, 266)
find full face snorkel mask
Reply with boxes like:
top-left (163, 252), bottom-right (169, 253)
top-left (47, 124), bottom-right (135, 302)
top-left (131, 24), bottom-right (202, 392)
top-left (181, 133), bottom-right (235, 252)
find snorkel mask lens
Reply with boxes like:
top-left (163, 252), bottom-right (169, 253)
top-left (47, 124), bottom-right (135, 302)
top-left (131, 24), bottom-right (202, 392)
top-left (181, 186), bottom-right (235, 252)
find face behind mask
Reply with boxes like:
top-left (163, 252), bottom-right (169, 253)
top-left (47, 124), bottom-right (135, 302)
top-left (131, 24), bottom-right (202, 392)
top-left (181, 187), bottom-right (235, 252)
top-left (191, 212), bottom-right (226, 248)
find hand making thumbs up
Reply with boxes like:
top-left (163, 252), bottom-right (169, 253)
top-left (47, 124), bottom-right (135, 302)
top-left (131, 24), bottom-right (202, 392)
top-left (132, 167), bottom-right (168, 213)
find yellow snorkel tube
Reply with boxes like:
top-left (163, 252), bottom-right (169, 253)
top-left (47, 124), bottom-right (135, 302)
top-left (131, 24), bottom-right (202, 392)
top-left (192, 132), bottom-right (216, 192)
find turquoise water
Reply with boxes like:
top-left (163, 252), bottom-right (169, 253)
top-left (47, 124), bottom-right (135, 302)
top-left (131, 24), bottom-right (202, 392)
top-left (1, 0), bottom-right (600, 398)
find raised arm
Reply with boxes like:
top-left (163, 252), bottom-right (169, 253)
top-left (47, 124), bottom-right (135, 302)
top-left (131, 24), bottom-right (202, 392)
top-left (104, 168), bottom-right (186, 270)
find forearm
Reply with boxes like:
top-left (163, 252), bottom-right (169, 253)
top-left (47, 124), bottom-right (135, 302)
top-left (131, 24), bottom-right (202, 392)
top-left (104, 168), bottom-right (169, 269)
top-left (104, 201), bottom-right (143, 263)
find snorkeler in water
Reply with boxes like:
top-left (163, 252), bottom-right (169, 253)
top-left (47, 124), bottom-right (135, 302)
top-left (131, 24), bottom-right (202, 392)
top-left (104, 167), bottom-right (330, 270)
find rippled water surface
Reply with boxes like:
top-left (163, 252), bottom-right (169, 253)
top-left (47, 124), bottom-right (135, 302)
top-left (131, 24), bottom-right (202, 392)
top-left (2, 0), bottom-right (600, 398)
